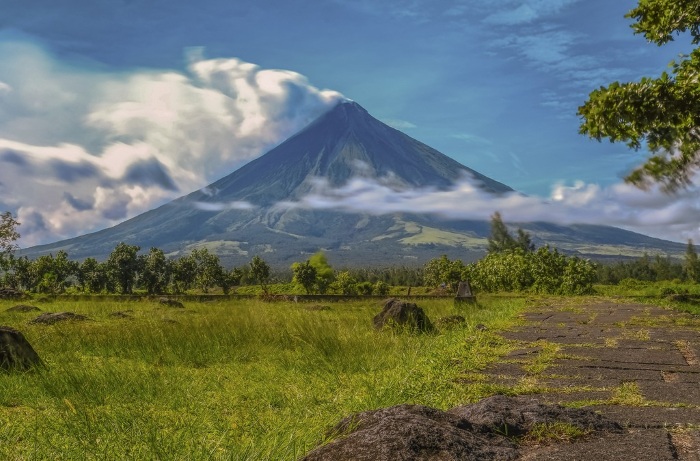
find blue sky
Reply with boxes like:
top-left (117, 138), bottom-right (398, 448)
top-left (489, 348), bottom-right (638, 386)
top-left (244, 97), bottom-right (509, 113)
top-left (1, 0), bottom-right (699, 246)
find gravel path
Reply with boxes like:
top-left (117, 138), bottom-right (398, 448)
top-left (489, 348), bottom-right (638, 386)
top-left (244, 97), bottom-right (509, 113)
top-left (482, 299), bottom-right (700, 460)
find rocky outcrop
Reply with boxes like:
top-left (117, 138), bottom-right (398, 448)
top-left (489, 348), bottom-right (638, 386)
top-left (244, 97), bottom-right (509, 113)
top-left (6, 304), bottom-right (41, 313)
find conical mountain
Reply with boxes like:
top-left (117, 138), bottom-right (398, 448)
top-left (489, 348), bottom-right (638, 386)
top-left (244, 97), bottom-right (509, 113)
top-left (187, 100), bottom-right (512, 207)
top-left (22, 101), bottom-right (687, 266)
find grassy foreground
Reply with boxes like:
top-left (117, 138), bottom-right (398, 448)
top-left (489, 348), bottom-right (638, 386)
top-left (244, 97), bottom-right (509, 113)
top-left (0, 296), bottom-right (524, 460)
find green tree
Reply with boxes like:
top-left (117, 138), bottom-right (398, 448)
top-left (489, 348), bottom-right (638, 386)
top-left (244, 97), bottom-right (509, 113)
top-left (219, 267), bottom-right (243, 295)
top-left (423, 255), bottom-right (465, 293)
top-left (578, 1), bottom-right (700, 190)
top-left (107, 242), bottom-right (141, 294)
top-left (487, 212), bottom-right (534, 254)
top-left (292, 260), bottom-right (317, 294)
top-left (78, 257), bottom-right (109, 293)
top-left (191, 248), bottom-right (223, 293)
top-left (140, 248), bottom-right (171, 295)
top-left (331, 270), bottom-right (358, 295)
top-left (308, 251), bottom-right (335, 294)
top-left (172, 255), bottom-right (197, 293)
top-left (249, 255), bottom-right (271, 294)
top-left (0, 212), bottom-right (20, 274)
top-left (685, 239), bottom-right (700, 282)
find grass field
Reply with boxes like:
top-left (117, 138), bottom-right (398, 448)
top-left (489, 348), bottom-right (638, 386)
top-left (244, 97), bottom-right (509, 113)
top-left (0, 295), bottom-right (525, 460)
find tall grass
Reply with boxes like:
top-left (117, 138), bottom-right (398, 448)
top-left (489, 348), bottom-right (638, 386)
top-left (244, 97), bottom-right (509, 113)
top-left (0, 296), bottom-right (524, 459)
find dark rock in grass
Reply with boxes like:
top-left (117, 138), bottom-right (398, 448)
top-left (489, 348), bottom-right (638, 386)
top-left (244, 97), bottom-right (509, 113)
top-left (301, 404), bottom-right (518, 461)
top-left (159, 297), bottom-right (185, 308)
top-left (305, 304), bottom-right (331, 311)
top-left (301, 396), bottom-right (624, 461)
top-left (0, 326), bottom-right (43, 371)
top-left (109, 310), bottom-right (133, 319)
top-left (449, 395), bottom-right (623, 437)
top-left (6, 304), bottom-right (41, 313)
top-left (435, 315), bottom-right (466, 329)
top-left (0, 288), bottom-right (25, 300)
top-left (29, 312), bottom-right (90, 325)
top-left (373, 298), bottom-right (434, 332)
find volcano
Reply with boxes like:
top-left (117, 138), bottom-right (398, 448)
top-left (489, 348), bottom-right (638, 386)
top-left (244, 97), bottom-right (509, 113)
top-left (21, 101), bottom-right (687, 266)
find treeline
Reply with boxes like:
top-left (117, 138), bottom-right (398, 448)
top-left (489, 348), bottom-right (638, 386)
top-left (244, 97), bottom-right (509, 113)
top-left (0, 244), bottom-right (272, 295)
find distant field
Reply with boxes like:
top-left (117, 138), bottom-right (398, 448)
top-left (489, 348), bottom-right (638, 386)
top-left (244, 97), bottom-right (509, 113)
top-left (0, 296), bottom-right (525, 460)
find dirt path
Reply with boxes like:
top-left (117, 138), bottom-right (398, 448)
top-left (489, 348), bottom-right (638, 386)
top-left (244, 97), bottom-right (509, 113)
top-left (481, 299), bottom-right (700, 460)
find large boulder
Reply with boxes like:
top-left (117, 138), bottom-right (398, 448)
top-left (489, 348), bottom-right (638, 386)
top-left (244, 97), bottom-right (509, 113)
top-left (0, 326), bottom-right (43, 371)
top-left (29, 312), bottom-right (90, 325)
top-left (301, 404), bottom-right (518, 461)
top-left (373, 299), bottom-right (434, 332)
top-left (301, 396), bottom-right (623, 461)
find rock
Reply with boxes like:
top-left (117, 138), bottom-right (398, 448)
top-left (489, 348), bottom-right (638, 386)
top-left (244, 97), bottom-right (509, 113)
top-left (159, 298), bottom-right (185, 308)
top-left (0, 326), bottom-right (43, 371)
top-left (301, 404), bottom-right (518, 461)
top-left (0, 288), bottom-right (25, 300)
top-left (29, 312), bottom-right (90, 325)
top-left (305, 304), bottom-right (331, 311)
top-left (109, 311), bottom-right (133, 319)
top-left (6, 304), bottom-right (41, 313)
top-left (301, 396), bottom-right (624, 461)
top-left (373, 299), bottom-right (434, 332)
top-left (435, 315), bottom-right (466, 329)
top-left (449, 395), bottom-right (623, 437)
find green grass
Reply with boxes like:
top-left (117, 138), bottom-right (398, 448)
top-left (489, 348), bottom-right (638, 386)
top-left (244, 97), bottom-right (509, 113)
top-left (0, 295), bottom-right (525, 460)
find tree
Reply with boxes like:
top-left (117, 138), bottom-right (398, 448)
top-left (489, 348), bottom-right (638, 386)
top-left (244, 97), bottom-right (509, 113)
top-left (487, 212), bottom-right (534, 254)
top-left (107, 242), bottom-right (141, 294)
top-left (140, 248), bottom-right (171, 295)
top-left (423, 254), bottom-right (465, 293)
top-left (172, 255), bottom-right (197, 293)
top-left (190, 248), bottom-right (223, 293)
top-left (0, 212), bottom-right (20, 267)
top-left (685, 239), bottom-right (700, 282)
top-left (291, 260), bottom-right (317, 294)
top-left (78, 257), bottom-right (109, 293)
top-left (578, 1), bottom-right (700, 190)
top-left (249, 255), bottom-right (271, 294)
top-left (308, 251), bottom-right (335, 294)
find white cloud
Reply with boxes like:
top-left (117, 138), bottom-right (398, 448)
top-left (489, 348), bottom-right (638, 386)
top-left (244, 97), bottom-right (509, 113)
top-left (382, 118), bottom-right (417, 129)
top-left (279, 174), bottom-right (700, 243)
top-left (0, 40), bottom-right (343, 247)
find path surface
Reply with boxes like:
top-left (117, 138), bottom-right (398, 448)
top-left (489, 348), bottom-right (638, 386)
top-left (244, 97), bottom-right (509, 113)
top-left (481, 299), bottom-right (700, 460)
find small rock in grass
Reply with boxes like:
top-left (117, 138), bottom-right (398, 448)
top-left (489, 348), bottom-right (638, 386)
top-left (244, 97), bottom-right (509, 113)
top-left (159, 298), bottom-right (185, 308)
top-left (305, 304), bottom-right (331, 311)
top-left (29, 312), bottom-right (90, 325)
top-left (109, 311), bottom-right (134, 319)
top-left (6, 304), bottom-right (41, 313)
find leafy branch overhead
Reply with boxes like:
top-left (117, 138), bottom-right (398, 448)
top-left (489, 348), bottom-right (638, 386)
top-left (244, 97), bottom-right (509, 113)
top-left (578, 0), bottom-right (700, 190)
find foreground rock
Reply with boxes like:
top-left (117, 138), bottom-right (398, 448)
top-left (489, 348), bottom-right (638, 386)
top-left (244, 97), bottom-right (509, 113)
top-left (449, 395), bottom-right (622, 436)
top-left (301, 396), bottom-right (621, 461)
top-left (373, 299), bottom-right (434, 332)
top-left (29, 312), bottom-right (90, 325)
top-left (0, 326), bottom-right (43, 371)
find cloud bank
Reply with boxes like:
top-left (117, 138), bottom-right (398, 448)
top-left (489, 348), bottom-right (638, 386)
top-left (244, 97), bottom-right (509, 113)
top-left (0, 40), bottom-right (342, 246)
top-left (278, 174), bottom-right (700, 244)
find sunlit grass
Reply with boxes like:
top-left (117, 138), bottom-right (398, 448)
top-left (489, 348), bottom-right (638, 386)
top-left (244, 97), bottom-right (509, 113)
top-left (0, 295), bottom-right (525, 459)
